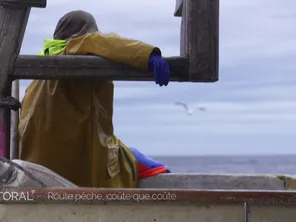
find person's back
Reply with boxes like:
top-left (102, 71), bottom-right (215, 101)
top-left (19, 10), bottom-right (170, 188)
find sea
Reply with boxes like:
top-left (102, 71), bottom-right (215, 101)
top-left (151, 155), bottom-right (296, 174)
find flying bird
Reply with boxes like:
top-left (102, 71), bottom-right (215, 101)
top-left (175, 102), bottom-right (206, 115)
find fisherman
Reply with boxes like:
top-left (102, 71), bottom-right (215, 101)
top-left (18, 10), bottom-right (170, 188)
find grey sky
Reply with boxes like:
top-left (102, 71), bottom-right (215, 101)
top-left (19, 0), bottom-right (296, 155)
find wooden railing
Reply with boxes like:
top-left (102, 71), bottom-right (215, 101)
top-left (0, 0), bottom-right (219, 159)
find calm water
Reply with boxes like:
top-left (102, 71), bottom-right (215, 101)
top-left (152, 155), bottom-right (296, 174)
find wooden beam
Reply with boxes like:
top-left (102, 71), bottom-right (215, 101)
top-left (13, 55), bottom-right (189, 82)
top-left (181, 0), bottom-right (219, 82)
top-left (174, 0), bottom-right (183, 17)
top-left (0, 0), bottom-right (46, 8)
top-left (0, 2), bottom-right (42, 159)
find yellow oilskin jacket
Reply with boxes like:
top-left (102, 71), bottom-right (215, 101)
top-left (19, 32), bottom-right (160, 188)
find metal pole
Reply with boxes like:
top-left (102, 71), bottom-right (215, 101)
top-left (244, 202), bottom-right (249, 222)
top-left (0, 99), bottom-right (11, 159)
top-left (10, 80), bottom-right (19, 159)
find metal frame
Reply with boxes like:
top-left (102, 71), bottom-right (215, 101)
top-left (0, 0), bottom-right (219, 159)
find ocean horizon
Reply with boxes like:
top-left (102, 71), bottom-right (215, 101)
top-left (150, 155), bottom-right (296, 174)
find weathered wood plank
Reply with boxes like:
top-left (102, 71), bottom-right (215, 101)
top-left (0, 5), bottom-right (31, 159)
top-left (0, 0), bottom-right (46, 8)
top-left (174, 0), bottom-right (183, 17)
top-left (183, 0), bottom-right (219, 82)
top-left (13, 55), bottom-right (189, 81)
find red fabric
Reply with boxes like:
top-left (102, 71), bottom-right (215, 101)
top-left (139, 165), bottom-right (168, 179)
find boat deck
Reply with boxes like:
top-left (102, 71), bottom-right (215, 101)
top-left (1, 173), bottom-right (296, 222)
top-left (1, 187), bottom-right (296, 205)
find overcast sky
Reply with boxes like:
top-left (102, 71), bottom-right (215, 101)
top-left (18, 0), bottom-right (296, 156)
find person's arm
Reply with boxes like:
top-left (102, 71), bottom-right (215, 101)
top-left (65, 32), bottom-right (161, 71)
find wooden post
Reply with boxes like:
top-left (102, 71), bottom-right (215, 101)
top-left (0, 0), bottom-right (46, 159)
top-left (178, 0), bottom-right (219, 82)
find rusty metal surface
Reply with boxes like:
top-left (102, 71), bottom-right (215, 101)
top-left (0, 188), bottom-right (296, 205)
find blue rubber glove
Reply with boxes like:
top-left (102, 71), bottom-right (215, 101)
top-left (148, 53), bottom-right (170, 86)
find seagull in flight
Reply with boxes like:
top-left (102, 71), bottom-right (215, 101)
top-left (175, 102), bottom-right (206, 115)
